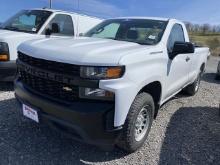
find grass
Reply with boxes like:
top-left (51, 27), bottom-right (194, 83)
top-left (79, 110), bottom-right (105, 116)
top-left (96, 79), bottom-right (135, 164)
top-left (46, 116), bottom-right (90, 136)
top-left (189, 32), bottom-right (220, 56)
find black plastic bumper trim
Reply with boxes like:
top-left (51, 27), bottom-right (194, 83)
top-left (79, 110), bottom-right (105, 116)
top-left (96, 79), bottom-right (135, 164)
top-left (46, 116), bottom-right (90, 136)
top-left (15, 80), bottom-right (122, 146)
top-left (0, 60), bottom-right (16, 81)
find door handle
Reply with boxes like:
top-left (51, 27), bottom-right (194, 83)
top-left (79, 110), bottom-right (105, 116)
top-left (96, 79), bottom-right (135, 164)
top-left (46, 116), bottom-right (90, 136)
top-left (186, 57), bottom-right (190, 62)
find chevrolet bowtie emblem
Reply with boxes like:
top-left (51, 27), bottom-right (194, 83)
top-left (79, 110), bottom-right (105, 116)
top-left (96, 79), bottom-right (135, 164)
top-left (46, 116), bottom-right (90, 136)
top-left (62, 87), bottom-right (72, 92)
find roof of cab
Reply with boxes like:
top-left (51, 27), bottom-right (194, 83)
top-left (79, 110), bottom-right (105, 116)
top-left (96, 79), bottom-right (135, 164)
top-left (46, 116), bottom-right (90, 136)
top-left (31, 9), bottom-right (177, 22)
top-left (107, 17), bottom-right (184, 25)
top-left (32, 8), bottom-right (102, 20)
top-left (112, 16), bottom-right (170, 21)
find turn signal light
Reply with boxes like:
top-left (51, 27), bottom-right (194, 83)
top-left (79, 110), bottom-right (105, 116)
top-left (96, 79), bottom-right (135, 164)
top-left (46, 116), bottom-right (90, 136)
top-left (0, 54), bottom-right (9, 61)
top-left (106, 67), bottom-right (123, 79)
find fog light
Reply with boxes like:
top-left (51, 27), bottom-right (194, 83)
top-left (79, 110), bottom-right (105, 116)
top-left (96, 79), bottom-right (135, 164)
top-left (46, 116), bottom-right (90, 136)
top-left (79, 87), bottom-right (114, 101)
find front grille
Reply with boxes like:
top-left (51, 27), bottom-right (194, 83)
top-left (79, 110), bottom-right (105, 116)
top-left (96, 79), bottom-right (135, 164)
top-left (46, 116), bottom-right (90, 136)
top-left (18, 52), bottom-right (80, 77)
top-left (17, 52), bottom-right (81, 102)
top-left (18, 70), bottom-right (79, 102)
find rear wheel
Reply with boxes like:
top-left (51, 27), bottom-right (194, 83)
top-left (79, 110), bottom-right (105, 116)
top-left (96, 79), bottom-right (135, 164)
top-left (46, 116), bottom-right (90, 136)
top-left (117, 92), bottom-right (154, 153)
top-left (184, 72), bottom-right (202, 96)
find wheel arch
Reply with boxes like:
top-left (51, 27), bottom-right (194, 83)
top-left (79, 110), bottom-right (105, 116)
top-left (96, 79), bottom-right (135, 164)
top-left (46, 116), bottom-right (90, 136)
top-left (138, 81), bottom-right (162, 118)
top-left (200, 62), bottom-right (206, 72)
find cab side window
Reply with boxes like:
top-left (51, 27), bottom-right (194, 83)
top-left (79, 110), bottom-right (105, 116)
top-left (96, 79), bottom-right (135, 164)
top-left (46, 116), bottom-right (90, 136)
top-left (45, 14), bottom-right (74, 36)
top-left (167, 24), bottom-right (185, 53)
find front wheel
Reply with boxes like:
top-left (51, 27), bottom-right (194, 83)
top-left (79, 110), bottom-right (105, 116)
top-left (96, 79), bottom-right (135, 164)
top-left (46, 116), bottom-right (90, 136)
top-left (117, 92), bottom-right (154, 153)
top-left (184, 72), bottom-right (202, 96)
top-left (215, 74), bottom-right (220, 80)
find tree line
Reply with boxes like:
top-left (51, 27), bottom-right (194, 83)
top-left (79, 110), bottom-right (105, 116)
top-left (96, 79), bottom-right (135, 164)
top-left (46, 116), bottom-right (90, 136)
top-left (185, 22), bottom-right (220, 34)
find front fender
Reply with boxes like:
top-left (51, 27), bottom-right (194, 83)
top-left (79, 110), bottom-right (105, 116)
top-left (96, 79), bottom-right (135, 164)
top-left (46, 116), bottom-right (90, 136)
top-left (100, 75), bottom-right (164, 127)
top-left (100, 55), bottom-right (166, 127)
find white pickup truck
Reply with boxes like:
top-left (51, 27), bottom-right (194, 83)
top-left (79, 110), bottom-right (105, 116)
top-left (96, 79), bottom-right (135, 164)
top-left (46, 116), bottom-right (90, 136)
top-left (15, 17), bottom-right (210, 152)
top-left (0, 8), bottom-right (102, 81)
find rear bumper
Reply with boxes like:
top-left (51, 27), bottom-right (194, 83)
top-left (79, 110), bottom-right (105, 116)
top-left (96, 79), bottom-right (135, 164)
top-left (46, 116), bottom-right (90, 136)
top-left (0, 61), bottom-right (16, 81)
top-left (15, 80), bottom-right (122, 146)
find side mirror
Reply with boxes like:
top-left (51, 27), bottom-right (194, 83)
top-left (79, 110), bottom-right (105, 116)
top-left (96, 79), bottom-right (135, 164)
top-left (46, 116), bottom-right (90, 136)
top-left (169, 41), bottom-right (195, 60)
top-left (51, 23), bottom-right (59, 33)
top-left (45, 23), bottom-right (59, 36)
top-left (45, 28), bottom-right (51, 36)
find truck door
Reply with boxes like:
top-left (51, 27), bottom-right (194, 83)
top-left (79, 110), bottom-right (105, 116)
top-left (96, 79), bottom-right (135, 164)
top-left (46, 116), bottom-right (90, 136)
top-left (164, 24), bottom-right (190, 98)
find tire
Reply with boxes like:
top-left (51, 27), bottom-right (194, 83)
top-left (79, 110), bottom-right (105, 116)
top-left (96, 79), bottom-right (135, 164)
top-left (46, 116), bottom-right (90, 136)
top-left (184, 71), bottom-right (202, 96)
top-left (117, 92), bottom-right (154, 153)
top-left (215, 74), bottom-right (220, 80)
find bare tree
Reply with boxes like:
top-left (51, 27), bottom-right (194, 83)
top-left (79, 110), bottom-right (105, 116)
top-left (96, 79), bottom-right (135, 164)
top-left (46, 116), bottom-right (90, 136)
top-left (185, 22), bottom-right (220, 34)
top-left (202, 24), bottom-right (211, 34)
top-left (185, 22), bottom-right (193, 32)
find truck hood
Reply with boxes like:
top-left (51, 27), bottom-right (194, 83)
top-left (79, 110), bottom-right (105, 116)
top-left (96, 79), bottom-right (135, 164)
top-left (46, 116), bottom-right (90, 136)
top-left (0, 29), bottom-right (39, 60)
top-left (18, 37), bottom-right (155, 65)
top-left (0, 29), bottom-right (34, 41)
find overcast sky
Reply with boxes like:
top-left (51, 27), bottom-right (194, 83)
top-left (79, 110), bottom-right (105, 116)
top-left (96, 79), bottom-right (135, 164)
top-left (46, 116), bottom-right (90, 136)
top-left (0, 0), bottom-right (220, 25)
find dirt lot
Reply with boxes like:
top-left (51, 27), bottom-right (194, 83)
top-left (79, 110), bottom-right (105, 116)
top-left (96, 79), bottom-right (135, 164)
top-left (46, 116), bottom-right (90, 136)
top-left (0, 57), bottom-right (220, 165)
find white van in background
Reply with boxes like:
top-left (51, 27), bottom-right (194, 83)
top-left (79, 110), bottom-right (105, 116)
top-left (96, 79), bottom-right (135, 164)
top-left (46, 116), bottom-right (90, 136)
top-left (0, 8), bottom-right (102, 81)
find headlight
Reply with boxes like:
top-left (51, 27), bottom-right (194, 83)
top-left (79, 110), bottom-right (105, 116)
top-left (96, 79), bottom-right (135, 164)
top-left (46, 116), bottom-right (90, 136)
top-left (80, 66), bottom-right (125, 79)
top-left (0, 42), bottom-right (9, 61)
top-left (79, 87), bottom-right (114, 101)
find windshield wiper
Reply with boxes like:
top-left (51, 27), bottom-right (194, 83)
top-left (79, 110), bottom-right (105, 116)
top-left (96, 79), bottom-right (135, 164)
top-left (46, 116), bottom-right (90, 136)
top-left (4, 26), bottom-right (20, 31)
top-left (3, 26), bottom-right (34, 33)
top-left (136, 42), bottom-right (152, 45)
top-left (105, 37), bottom-right (117, 40)
top-left (114, 39), bottom-right (152, 45)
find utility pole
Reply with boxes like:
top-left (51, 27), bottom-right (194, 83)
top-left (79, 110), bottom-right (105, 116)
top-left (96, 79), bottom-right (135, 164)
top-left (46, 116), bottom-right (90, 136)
top-left (49, 0), bottom-right (52, 9)
top-left (77, 0), bottom-right (79, 11)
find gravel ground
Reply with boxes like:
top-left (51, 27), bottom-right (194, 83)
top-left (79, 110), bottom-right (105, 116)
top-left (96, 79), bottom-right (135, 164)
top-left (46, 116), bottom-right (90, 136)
top-left (0, 57), bottom-right (220, 165)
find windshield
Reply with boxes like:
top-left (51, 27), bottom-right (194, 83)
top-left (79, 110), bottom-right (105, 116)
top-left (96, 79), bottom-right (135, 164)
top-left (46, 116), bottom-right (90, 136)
top-left (0, 10), bottom-right (52, 33)
top-left (85, 19), bottom-right (168, 45)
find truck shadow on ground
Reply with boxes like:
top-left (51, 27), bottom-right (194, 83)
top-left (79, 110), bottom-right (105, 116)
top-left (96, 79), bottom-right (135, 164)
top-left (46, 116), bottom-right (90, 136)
top-left (0, 98), bottom-right (127, 165)
top-left (159, 106), bottom-right (220, 165)
top-left (2, 100), bottom-right (219, 165)
top-left (202, 73), bottom-right (220, 84)
top-left (1, 88), bottom-right (219, 164)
